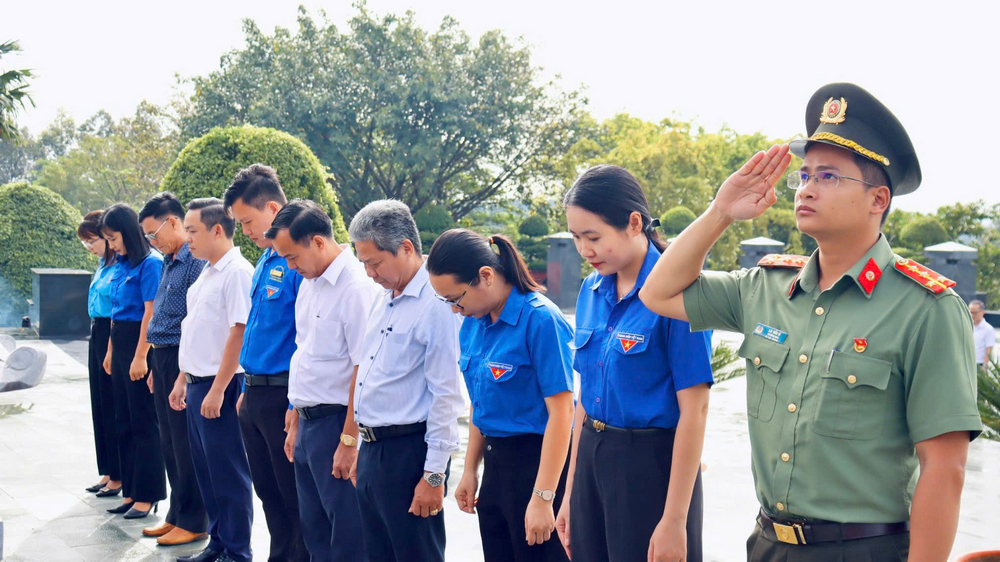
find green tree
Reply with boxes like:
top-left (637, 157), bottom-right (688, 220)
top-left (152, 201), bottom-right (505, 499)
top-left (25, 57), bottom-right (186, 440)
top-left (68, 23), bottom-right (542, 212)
top-left (883, 208), bottom-right (919, 247)
top-left (900, 216), bottom-right (948, 249)
top-left (975, 229), bottom-right (1000, 309)
top-left (160, 125), bottom-right (348, 264)
top-left (0, 41), bottom-right (33, 143)
top-left (660, 206), bottom-right (696, 236)
top-left (935, 200), bottom-right (994, 240)
top-left (414, 203), bottom-right (455, 250)
top-left (517, 214), bottom-right (550, 272)
top-left (0, 182), bottom-right (94, 323)
top-left (180, 5), bottom-right (584, 221)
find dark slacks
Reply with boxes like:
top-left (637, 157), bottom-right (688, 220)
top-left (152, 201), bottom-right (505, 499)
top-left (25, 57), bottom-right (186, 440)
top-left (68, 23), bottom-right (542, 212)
top-left (357, 431), bottom-right (449, 562)
top-left (747, 521), bottom-right (910, 561)
top-left (186, 375), bottom-right (254, 562)
top-left (294, 408), bottom-right (367, 562)
top-left (109, 320), bottom-right (166, 503)
top-left (570, 422), bottom-right (703, 562)
top-left (478, 433), bottom-right (569, 562)
top-left (149, 346), bottom-right (208, 533)
top-left (238, 384), bottom-right (307, 562)
top-left (88, 317), bottom-right (120, 480)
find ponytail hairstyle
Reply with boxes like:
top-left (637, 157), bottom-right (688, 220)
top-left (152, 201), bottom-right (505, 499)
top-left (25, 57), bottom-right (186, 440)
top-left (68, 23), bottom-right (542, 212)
top-left (563, 164), bottom-right (665, 252)
top-left (427, 228), bottom-right (544, 293)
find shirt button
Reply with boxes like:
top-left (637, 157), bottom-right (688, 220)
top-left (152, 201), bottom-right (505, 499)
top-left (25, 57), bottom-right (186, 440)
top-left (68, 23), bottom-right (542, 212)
top-left (595, 397), bottom-right (601, 403)
top-left (598, 361), bottom-right (603, 367)
top-left (798, 354), bottom-right (808, 363)
top-left (787, 403), bottom-right (797, 413)
top-left (486, 445), bottom-right (492, 451)
top-left (781, 453), bottom-right (790, 462)
top-left (753, 357), bottom-right (761, 366)
top-left (847, 375), bottom-right (857, 384)
top-left (607, 326), bottom-right (614, 332)
top-left (776, 502), bottom-right (785, 511)
top-left (370, 356), bottom-right (374, 360)
top-left (815, 306), bottom-right (825, 315)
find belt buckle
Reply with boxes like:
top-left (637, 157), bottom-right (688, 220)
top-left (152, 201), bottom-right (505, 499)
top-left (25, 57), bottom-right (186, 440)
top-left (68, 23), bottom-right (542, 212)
top-left (359, 426), bottom-right (376, 443)
top-left (772, 522), bottom-right (807, 545)
top-left (592, 419), bottom-right (606, 432)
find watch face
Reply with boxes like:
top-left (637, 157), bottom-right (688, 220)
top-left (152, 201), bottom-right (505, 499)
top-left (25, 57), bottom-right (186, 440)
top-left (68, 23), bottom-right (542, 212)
top-left (426, 473), bottom-right (445, 487)
top-left (542, 490), bottom-right (555, 501)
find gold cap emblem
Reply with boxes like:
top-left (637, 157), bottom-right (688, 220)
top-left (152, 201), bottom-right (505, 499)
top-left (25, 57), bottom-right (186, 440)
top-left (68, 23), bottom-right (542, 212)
top-left (820, 97), bottom-right (847, 125)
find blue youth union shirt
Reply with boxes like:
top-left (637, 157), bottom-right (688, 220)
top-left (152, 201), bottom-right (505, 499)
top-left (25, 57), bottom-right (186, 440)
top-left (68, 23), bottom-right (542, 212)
top-left (459, 288), bottom-right (574, 437)
top-left (573, 244), bottom-right (713, 429)
top-left (240, 247), bottom-right (303, 375)
top-left (110, 252), bottom-right (163, 322)
top-left (88, 258), bottom-right (118, 319)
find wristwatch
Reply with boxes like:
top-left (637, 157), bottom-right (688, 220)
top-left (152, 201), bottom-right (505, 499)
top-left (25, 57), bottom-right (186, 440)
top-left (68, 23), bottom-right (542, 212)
top-left (533, 488), bottom-right (556, 501)
top-left (340, 433), bottom-right (358, 447)
top-left (422, 472), bottom-right (446, 487)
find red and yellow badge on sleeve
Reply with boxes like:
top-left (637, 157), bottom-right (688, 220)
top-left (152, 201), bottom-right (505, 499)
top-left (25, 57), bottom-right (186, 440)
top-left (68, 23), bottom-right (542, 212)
top-left (758, 254), bottom-right (808, 268)
top-left (893, 259), bottom-right (956, 294)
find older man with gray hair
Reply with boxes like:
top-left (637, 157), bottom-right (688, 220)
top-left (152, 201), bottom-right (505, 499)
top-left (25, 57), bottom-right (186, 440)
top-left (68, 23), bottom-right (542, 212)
top-left (347, 199), bottom-right (463, 562)
top-left (969, 300), bottom-right (995, 367)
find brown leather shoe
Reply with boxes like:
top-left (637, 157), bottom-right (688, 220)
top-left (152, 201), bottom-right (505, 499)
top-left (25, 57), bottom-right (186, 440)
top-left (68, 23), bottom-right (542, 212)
top-left (141, 522), bottom-right (175, 537)
top-left (157, 527), bottom-right (209, 546)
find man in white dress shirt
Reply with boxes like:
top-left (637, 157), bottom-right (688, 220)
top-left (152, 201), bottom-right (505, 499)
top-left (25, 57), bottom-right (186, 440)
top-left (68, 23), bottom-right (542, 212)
top-left (170, 198), bottom-right (255, 562)
top-left (347, 200), bottom-right (464, 562)
top-left (970, 300), bottom-right (995, 368)
top-left (265, 200), bottom-right (376, 562)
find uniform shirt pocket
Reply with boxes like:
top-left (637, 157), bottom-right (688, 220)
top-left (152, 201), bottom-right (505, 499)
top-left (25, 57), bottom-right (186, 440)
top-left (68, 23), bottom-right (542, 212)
top-left (738, 336), bottom-right (790, 422)
top-left (812, 352), bottom-right (892, 440)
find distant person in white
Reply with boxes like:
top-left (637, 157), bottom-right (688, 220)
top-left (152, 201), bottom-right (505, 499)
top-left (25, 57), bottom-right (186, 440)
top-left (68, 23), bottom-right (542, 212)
top-left (170, 198), bottom-right (255, 562)
top-left (970, 300), bottom-right (995, 367)
top-left (265, 199), bottom-right (375, 562)
top-left (348, 199), bottom-right (463, 562)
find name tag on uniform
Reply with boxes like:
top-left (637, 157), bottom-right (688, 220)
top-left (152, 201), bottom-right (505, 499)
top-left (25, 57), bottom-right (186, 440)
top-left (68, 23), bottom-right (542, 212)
top-left (753, 323), bottom-right (788, 344)
top-left (269, 266), bottom-right (284, 283)
top-left (488, 362), bottom-right (513, 380)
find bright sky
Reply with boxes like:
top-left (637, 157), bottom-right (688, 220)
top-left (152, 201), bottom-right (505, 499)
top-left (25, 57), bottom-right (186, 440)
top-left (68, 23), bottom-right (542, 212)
top-left (3, 0), bottom-right (998, 213)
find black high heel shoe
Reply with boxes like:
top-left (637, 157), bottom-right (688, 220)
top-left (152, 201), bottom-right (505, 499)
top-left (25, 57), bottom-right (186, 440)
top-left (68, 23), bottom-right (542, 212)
top-left (85, 481), bottom-right (107, 493)
top-left (123, 502), bottom-right (158, 520)
top-left (107, 501), bottom-right (134, 514)
top-left (95, 486), bottom-right (121, 498)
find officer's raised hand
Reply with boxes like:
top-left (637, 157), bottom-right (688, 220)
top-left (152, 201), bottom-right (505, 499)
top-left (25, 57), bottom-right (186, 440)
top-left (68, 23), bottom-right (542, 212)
top-left (710, 144), bottom-right (791, 222)
top-left (409, 472), bottom-right (445, 518)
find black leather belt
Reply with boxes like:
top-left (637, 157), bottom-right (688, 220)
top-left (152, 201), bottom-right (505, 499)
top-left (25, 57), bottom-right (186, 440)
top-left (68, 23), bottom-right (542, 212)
top-left (184, 373), bottom-right (215, 384)
top-left (758, 509), bottom-right (909, 545)
top-left (244, 373), bottom-right (289, 387)
top-left (295, 403), bottom-right (345, 420)
top-left (584, 414), bottom-right (674, 435)
top-left (150, 343), bottom-right (178, 350)
top-left (358, 421), bottom-right (426, 443)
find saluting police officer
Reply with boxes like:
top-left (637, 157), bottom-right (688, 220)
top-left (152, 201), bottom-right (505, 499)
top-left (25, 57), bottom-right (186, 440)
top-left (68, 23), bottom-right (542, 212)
top-left (640, 83), bottom-right (982, 561)
top-left (223, 164), bottom-right (309, 562)
top-left (427, 229), bottom-right (575, 562)
top-left (266, 200), bottom-right (376, 561)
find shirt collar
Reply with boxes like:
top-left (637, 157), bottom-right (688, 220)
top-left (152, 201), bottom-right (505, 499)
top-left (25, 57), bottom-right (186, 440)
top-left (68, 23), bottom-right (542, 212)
top-left (490, 286), bottom-right (527, 327)
top-left (398, 261), bottom-right (429, 299)
top-left (167, 243), bottom-right (192, 264)
top-left (210, 246), bottom-right (242, 272)
top-left (789, 234), bottom-right (895, 299)
top-left (589, 243), bottom-right (662, 302)
top-left (318, 245), bottom-right (353, 287)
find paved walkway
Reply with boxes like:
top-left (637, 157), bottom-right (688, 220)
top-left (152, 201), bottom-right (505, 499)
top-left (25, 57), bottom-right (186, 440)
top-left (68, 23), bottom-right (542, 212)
top-left (0, 338), bottom-right (997, 561)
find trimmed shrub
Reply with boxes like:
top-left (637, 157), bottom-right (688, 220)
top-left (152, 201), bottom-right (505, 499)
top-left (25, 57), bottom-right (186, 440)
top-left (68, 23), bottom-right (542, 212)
top-left (414, 204), bottom-right (456, 251)
top-left (161, 126), bottom-right (348, 263)
top-left (900, 216), bottom-right (948, 250)
top-left (660, 206), bottom-right (697, 236)
top-left (518, 214), bottom-right (550, 238)
top-left (0, 182), bottom-right (94, 323)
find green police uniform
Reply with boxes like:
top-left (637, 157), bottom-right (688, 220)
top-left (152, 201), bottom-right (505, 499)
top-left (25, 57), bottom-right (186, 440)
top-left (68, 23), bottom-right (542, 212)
top-left (682, 83), bottom-right (982, 560)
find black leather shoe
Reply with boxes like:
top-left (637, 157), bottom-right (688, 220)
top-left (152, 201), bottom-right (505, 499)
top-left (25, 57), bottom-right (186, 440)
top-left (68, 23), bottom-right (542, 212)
top-left (123, 502), bottom-right (158, 519)
top-left (106, 501), bottom-right (134, 514)
top-left (215, 554), bottom-right (236, 562)
top-left (176, 548), bottom-right (221, 562)
top-left (85, 481), bottom-right (106, 493)
top-left (95, 486), bottom-right (121, 498)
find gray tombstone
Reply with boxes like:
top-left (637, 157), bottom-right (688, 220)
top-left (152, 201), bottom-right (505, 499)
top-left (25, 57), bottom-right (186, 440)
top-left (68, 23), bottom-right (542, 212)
top-left (30, 268), bottom-right (92, 337)
top-left (923, 242), bottom-right (978, 304)
top-left (740, 237), bottom-right (786, 269)
top-left (546, 232), bottom-right (583, 311)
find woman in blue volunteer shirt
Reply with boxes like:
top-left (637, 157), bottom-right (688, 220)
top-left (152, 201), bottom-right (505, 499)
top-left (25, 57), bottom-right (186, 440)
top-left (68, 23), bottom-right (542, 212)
top-left (100, 203), bottom-right (167, 519)
top-left (556, 165), bottom-right (713, 562)
top-left (78, 210), bottom-right (122, 498)
top-left (427, 229), bottom-right (574, 562)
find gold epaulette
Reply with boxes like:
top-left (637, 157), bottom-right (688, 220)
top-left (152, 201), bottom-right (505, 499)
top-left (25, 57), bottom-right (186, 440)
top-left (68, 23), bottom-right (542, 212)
top-left (758, 254), bottom-right (808, 269)
top-left (893, 258), bottom-right (956, 294)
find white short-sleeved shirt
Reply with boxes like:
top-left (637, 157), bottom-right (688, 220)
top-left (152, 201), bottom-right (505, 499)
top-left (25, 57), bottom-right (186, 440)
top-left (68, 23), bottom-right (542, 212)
top-left (178, 247), bottom-right (254, 378)
top-left (288, 247), bottom-right (378, 408)
top-left (973, 319), bottom-right (996, 364)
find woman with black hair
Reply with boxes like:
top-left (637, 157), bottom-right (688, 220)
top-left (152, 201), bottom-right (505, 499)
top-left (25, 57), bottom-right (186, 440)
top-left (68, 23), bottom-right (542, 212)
top-left (427, 229), bottom-right (574, 562)
top-left (100, 203), bottom-right (168, 519)
top-left (555, 165), bottom-right (713, 562)
top-left (78, 211), bottom-right (122, 498)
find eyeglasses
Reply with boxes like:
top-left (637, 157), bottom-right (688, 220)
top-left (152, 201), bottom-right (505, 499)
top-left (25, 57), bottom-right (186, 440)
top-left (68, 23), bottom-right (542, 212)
top-left (435, 290), bottom-right (467, 310)
top-left (144, 220), bottom-right (168, 242)
top-left (786, 170), bottom-right (876, 190)
top-left (80, 239), bottom-right (98, 250)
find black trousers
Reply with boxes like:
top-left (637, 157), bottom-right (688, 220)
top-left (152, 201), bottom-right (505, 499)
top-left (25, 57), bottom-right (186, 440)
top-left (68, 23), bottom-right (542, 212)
top-left (747, 520), bottom-right (910, 561)
top-left (294, 408), bottom-right (367, 562)
top-left (478, 433), bottom-right (569, 562)
top-left (109, 320), bottom-right (166, 503)
top-left (357, 430), bottom-right (449, 562)
top-left (238, 384), bottom-right (307, 562)
top-left (88, 317), bottom-right (120, 480)
top-left (149, 346), bottom-right (208, 532)
top-left (569, 422), bottom-right (703, 562)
